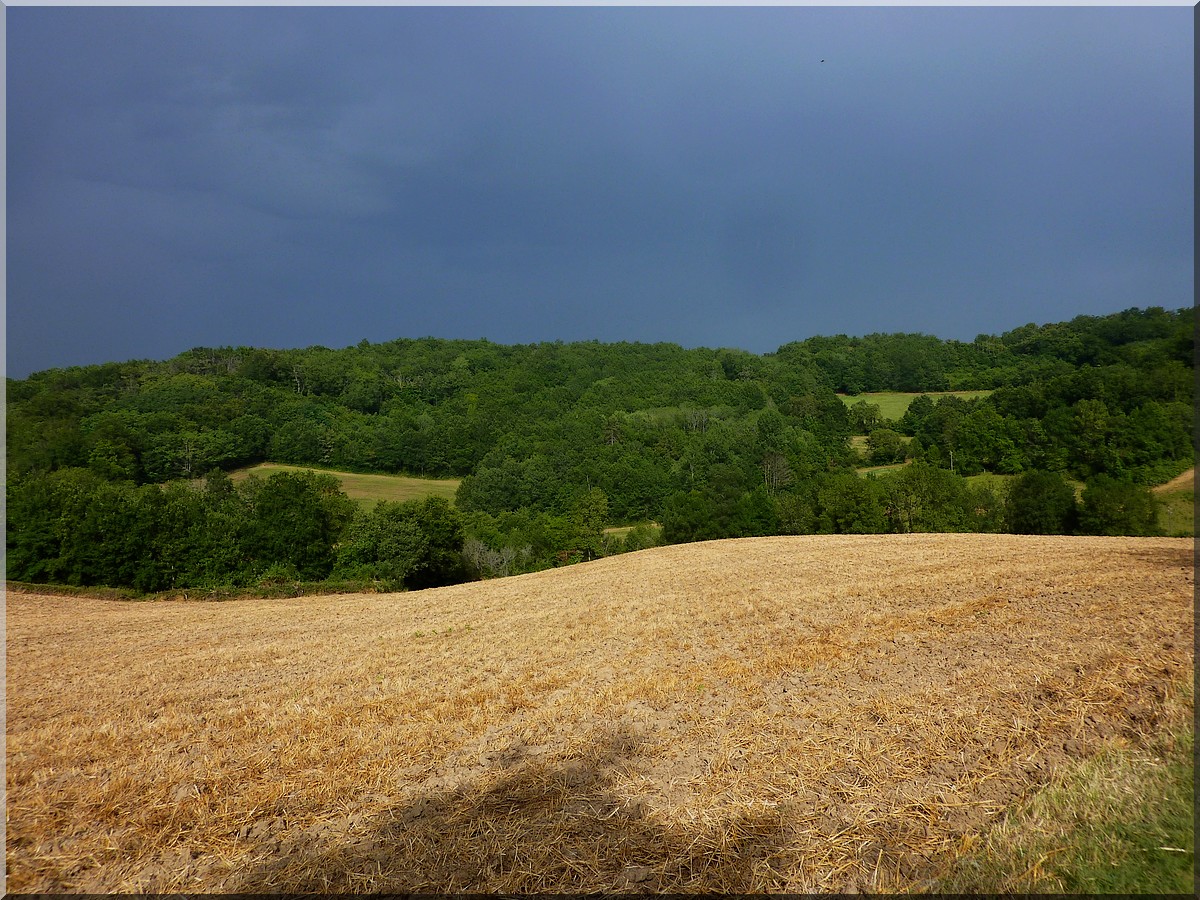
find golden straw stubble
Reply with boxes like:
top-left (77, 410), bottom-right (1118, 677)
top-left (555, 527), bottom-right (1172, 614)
top-left (5, 533), bottom-right (1193, 893)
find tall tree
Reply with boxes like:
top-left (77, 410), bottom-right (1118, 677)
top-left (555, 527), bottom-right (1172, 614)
top-left (1078, 476), bottom-right (1159, 536)
top-left (1006, 471), bottom-right (1078, 535)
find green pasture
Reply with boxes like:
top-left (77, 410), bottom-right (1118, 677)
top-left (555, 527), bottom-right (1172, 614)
top-left (603, 522), bottom-right (663, 539)
top-left (856, 461), bottom-right (911, 478)
top-left (965, 472), bottom-right (1016, 492)
top-left (839, 390), bottom-right (993, 422)
top-left (230, 463), bottom-right (461, 508)
top-left (1153, 471), bottom-right (1194, 537)
top-left (1155, 492), bottom-right (1193, 537)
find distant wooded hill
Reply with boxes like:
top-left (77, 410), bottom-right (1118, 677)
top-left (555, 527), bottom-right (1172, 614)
top-left (6, 306), bottom-right (1194, 593)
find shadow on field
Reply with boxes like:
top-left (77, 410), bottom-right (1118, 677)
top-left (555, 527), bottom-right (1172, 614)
top-left (1129, 543), bottom-right (1194, 569)
top-left (227, 726), bottom-right (799, 893)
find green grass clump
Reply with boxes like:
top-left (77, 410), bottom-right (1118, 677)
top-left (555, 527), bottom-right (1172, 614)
top-left (1050, 732), bottom-right (1194, 894)
top-left (932, 684), bottom-right (1194, 894)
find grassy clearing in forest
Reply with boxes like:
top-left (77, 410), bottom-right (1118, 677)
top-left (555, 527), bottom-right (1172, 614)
top-left (602, 522), bottom-right (662, 539)
top-left (1153, 467), bottom-right (1194, 537)
top-left (964, 472), bottom-right (1016, 491)
top-left (838, 390), bottom-right (993, 421)
top-left (6, 534), bottom-right (1192, 894)
top-left (229, 462), bottom-right (460, 508)
top-left (1154, 493), bottom-right (1194, 537)
top-left (855, 460), bottom-right (911, 477)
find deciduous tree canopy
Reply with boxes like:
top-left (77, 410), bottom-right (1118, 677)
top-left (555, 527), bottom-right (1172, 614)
top-left (7, 306), bottom-right (1192, 592)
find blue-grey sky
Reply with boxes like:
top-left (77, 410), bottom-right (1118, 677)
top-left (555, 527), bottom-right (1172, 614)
top-left (5, 6), bottom-right (1194, 378)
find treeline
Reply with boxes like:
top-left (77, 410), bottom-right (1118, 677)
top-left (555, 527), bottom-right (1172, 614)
top-left (6, 305), bottom-right (1194, 593)
top-left (656, 462), bottom-right (1159, 541)
top-left (3, 466), bottom-right (639, 592)
top-left (8, 306), bottom-right (1191, 487)
top-left (4, 459), bottom-right (1164, 595)
top-left (5, 468), bottom-right (468, 593)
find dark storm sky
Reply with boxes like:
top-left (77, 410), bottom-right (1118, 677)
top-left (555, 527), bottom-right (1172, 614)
top-left (5, 5), bottom-right (1194, 378)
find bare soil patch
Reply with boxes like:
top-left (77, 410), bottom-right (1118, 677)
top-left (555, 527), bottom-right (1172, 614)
top-left (6, 534), bottom-right (1193, 893)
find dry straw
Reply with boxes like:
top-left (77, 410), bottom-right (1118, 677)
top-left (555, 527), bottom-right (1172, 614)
top-left (6, 533), bottom-right (1193, 893)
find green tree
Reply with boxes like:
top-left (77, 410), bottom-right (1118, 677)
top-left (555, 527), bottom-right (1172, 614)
top-left (621, 523), bottom-right (661, 553)
top-left (817, 473), bottom-right (886, 534)
top-left (334, 504), bottom-right (430, 588)
top-left (867, 428), bottom-right (906, 465)
top-left (1006, 471), bottom-right (1078, 534)
top-left (242, 471), bottom-right (352, 581)
top-left (569, 487), bottom-right (609, 561)
top-left (1078, 476), bottom-right (1159, 536)
top-left (964, 482), bottom-right (1006, 533)
top-left (898, 394), bottom-right (936, 436)
top-left (406, 496), bottom-right (468, 587)
top-left (131, 482), bottom-right (209, 592)
top-left (733, 487), bottom-right (779, 536)
top-left (849, 400), bottom-right (883, 433)
top-left (31, 468), bottom-right (112, 585)
top-left (882, 462), bottom-right (973, 533)
top-left (6, 470), bottom-right (73, 583)
top-left (191, 470), bottom-right (254, 586)
top-left (776, 487), bottom-right (819, 535)
top-left (1070, 399), bottom-right (1118, 477)
top-left (756, 407), bottom-right (787, 452)
top-left (949, 404), bottom-right (1027, 475)
top-left (86, 438), bottom-right (140, 481)
top-left (334, 496), bottom-right (466, 589)
top-left (661, 490), bottom-right (720, 544)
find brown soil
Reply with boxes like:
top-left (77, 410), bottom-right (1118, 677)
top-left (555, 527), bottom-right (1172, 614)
top-left (5, 533), bottom-right (1194, 893)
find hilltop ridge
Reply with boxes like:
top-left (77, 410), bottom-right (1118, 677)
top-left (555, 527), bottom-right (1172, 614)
top-left (7, 305), bottom-right (1194, 593)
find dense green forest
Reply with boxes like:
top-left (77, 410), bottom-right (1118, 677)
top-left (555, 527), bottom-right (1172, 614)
top-left (6, 305), bottom-right (1194, 594)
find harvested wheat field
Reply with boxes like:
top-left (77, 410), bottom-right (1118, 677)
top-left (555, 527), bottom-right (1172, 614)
top-left (6, 534), bottom-right (1194, 893)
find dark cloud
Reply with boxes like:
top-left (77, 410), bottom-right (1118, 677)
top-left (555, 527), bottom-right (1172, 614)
top-left (5, 6), bottom-right (1193, 377)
